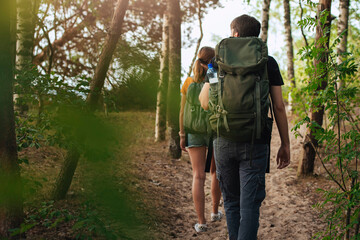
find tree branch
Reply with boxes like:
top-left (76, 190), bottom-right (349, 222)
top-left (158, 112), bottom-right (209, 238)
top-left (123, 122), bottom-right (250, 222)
top-left (307, 136), bottom-right (347, 192)
top-left (40, 24), bottom-right (54, 74)
top-left (33, 14), bottom-right (95, 66)
top-left (299, 0), bottom-right (309, 47)
top-left (187, 0), bottom-right (203, 77)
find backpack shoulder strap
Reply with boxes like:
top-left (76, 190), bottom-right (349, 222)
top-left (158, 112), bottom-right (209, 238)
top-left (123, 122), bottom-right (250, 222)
top-left (186, 81), bottom-right (203, 105)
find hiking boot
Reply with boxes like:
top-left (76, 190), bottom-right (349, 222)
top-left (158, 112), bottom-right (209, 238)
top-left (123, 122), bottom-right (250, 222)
top-left (194, 223), bottom-right (208, 233)
top-left (211, 210), bottom-right (223, 222)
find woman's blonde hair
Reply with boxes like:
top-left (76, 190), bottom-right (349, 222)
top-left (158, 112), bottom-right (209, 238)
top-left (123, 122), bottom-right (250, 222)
top-left (193, 47), bottom-right (215, 83)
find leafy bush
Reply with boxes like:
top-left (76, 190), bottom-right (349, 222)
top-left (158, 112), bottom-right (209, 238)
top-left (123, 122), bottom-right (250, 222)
top-left (293, 10), bottom-right (360, 239)
top-left (105, 67), bottom-right (158, 111)
top-left (9, 201), bottom-right (118, 239)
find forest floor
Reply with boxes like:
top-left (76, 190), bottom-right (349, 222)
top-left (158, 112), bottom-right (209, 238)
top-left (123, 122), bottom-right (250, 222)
top-left (19, 111), bottom-right (331, 239)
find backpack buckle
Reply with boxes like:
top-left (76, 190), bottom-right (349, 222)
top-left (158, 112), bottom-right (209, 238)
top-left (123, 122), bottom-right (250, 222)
top-left (216, 105), bottom-right (227, 115)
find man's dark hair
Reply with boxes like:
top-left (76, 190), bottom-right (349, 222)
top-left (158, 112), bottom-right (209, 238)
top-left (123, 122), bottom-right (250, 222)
top-left (231, 15), bottom-right (261, 37)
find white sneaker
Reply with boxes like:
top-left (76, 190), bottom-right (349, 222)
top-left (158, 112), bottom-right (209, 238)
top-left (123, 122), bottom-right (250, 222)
top-left (211, 210), bottom-right (223, 222)
top-left (194, 223), bottom-right (208, 232)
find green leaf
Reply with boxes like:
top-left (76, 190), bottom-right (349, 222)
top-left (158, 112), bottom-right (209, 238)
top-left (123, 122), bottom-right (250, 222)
top-left (72, 220), bottom-right (86, 230)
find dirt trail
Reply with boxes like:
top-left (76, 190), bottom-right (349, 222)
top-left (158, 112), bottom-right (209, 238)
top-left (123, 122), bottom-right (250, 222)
top-left (258, 122), bottom-right (326, 240)
top-left (136, 115), bottom-right (327, 239)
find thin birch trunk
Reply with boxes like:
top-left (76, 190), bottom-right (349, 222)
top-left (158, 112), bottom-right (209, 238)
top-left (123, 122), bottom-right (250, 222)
top-left (336, 0), bottom-right (350, 88)
top-left (155, 12), bottom-right (170, 142)
top-left (15, 0), bottom-right (38, 113)
top-left (167, 0), bottom-right (182, 159)
top-left (283, 0), bottom-right (296, 112)
top-left (283, 0), bottom-right (295, 88)
top-left (16, 0), bottom-right (36, 70)
top-left (260, 0), bottom-right (271, 43)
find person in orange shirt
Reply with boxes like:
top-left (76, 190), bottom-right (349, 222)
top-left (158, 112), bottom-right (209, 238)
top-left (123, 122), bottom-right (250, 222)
top-left (179, 47), bottom-right (222, 232)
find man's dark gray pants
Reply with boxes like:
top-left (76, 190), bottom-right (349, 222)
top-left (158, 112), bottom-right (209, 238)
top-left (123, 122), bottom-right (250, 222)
top-left (214, 137), bottom-right (268, 240)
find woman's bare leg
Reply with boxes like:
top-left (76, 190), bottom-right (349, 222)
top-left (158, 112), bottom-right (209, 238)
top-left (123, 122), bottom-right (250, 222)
top-left (188, 146), bottom-right (207, 224)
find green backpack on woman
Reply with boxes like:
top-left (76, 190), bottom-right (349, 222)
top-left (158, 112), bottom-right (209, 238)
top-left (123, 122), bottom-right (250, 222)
top-left (183, 81), bottom-right (210, 135)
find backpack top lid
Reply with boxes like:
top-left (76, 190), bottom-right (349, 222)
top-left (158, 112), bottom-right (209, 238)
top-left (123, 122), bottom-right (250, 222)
top-left (215, 37), bottom-right (268, 75)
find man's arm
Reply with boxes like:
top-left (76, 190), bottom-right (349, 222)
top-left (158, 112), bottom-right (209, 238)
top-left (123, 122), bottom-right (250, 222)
top-left (199, 82), bottom-right (210, 110)
top-left (270, 85), bottom-right (290, 169)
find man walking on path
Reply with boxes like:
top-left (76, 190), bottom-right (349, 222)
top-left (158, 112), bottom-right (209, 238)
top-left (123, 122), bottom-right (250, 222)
top-left (199, 15), bottom-right (290, 240)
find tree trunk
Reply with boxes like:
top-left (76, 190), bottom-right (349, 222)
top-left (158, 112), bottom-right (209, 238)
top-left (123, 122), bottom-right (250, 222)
top-left (260, 0), bottom-right (271, 42)
top-left (167, 0), bottom-right (182, 159)
top-left (86, 0), bottom-right (129, 110)
top-left (15, 0), bottom-right (38, 113)
top-left (51, 147), bottom-right (80, 200)
top-left (283, 0), bottom-right (295, 88)
top-left (52, 0), bottom-right (129, 200)
top-left (298, 0), bottom-right (332, 176)
top-left (155, 12), bottom-right (170, 142)
top-left (336, 0), bottom-right (349, 88)
top-left (0, 0), bottom-right (23, 236)
top-left (16, 0), bottom-right (36, 69)
top-left (283, 0), bottom-right (296, 112)
top-left (11, 0), bottom-right (17, 73)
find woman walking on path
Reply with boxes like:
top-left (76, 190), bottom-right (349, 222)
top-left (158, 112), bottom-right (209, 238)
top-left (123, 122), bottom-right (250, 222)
top-left (179, 47), bottom-right (222, 233)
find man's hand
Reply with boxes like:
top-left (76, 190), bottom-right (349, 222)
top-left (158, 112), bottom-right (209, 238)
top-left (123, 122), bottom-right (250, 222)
top-left (180, 137), bottom-right (187, 152)
top-left (276, 144), bottom-right (290, 169)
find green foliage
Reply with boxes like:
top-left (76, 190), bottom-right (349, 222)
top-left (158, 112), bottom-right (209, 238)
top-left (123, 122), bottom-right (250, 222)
top-left (210, 34), bottom-right (223, 45)
top-left (9, 201), bottom-right (118, 239)
top-left (14, 63), bottom-right (116, 158)
top-left (71, 201), bottom-right (119, 240)
top-left (14, 111), bottom-right (160, 239)
top-left (297, 16), bottom-right (317, 32)
top-left (15, 112), bottom-right (45, 152)
top-left (105, 40), bottom-right (159, 111)
top-left (15, 64), bottom-right (90, 108)
top-left (13, 62), bottom-right (156, 238)
top-left (50, 106), bottom-right (117, 162)
top-left (105, 68), bottom-right (158, 111)
top-left (293, 9), bottom-right (360, 239)
top-left (9, 201), bottom-right (71, 236)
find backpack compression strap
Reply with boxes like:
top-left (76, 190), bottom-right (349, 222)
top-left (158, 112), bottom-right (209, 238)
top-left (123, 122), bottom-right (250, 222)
top-left (216, 67), bottom-right (230, 133)
top-left (255, 75), bottom-right (261, 139)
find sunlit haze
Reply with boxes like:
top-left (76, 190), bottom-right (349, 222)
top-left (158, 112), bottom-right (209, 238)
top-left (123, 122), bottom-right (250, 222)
top-left (181, 0), bottom-right (284, 82)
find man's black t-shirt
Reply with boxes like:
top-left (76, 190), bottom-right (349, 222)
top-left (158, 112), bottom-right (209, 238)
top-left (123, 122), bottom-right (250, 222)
top-left (205, 56), bottom-right (284, 86)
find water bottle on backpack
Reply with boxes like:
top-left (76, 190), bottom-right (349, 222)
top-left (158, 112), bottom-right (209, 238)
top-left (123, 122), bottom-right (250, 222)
top-left (207, 63), bottom-right (218, 84)
top-left (207, 63), bottom-right (219, 113)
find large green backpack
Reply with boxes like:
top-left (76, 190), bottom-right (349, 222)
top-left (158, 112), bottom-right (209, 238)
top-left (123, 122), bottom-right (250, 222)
top-left (183, 81), bottom-right (209, 134)
top-left (208, 37), bottom-right (271, 142)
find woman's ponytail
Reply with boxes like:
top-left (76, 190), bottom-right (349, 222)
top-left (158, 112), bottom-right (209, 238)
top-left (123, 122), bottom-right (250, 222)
top-left (193, 59), bottom-right (204, 83)
top-left (192, 47), bottom-right (215, 83)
